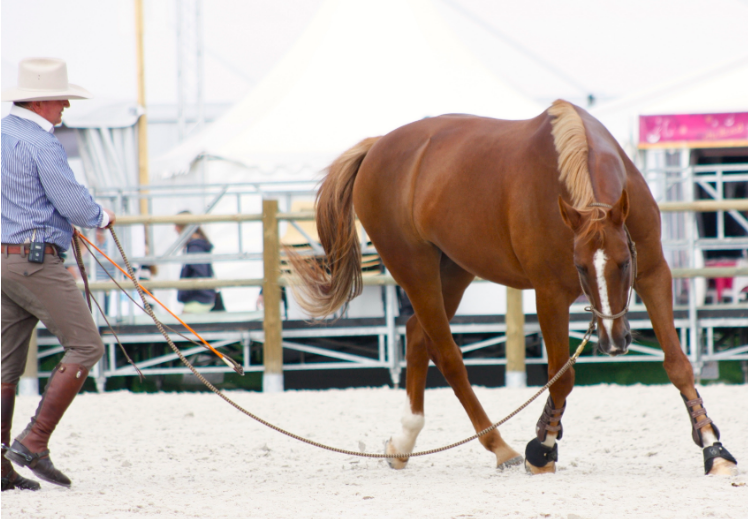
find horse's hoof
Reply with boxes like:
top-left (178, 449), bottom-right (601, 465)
top-left (525, 459), bottom-right (556, 475)
top-left (704, 442), bottom-right (738, 476)
top-left (497, 455), bottom-right (523, 470)
top-left (495, 443), bottom-right (522, 468)
top-left (707, 457), bottom-right (738, 476)
top-left (384, 439), bottom-right (409, 470)
top-left (524, 438), bottom-right (558, 475)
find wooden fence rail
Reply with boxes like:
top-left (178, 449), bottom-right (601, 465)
top-left (77, 268), bottom-right (748, 292)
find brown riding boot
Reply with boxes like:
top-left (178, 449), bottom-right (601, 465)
top-left (1, 383), bottom-right (41, 491)
top-left (5, 364), bottom-right (89, 488)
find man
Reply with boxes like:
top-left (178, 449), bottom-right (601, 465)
top-left (2, 57), bottom-right (116, 491)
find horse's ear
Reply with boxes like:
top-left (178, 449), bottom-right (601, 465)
top-left (609, 190), bottom-right (630, 225)
top-left (558, 196), bottom-right (583, 232)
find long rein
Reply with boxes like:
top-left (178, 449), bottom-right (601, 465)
top-left (85, 226), bottom-right (600, 460)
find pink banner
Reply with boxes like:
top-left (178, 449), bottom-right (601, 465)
top-left (639, 112), bottom-right (748, 148)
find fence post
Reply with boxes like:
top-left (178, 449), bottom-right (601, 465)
top-left (505, 287), bottom-right (526, 387)
top-left (262, 199), bottom-right (283, 392)
top-left (18, 327), bottom-right (39, 396)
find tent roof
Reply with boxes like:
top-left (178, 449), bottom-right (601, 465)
top-left (153, 0), bottom-right (543, 180)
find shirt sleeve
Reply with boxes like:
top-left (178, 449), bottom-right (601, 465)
top-left (98, 206), bottom-right (110, 228)
top-left (33, 140), bottom-right (103, 229)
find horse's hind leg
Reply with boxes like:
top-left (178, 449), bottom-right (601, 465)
top-left (384, 315), bottom-right (429, 469)
top-left (386, 257), bottom-right (471, 468)
top-left (385, 251), bottom-right (521, 469)
top-left (636, 262), bottom-right (737, 475)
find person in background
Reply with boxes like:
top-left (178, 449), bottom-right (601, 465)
top-left (94, 227), bottom-right (117, 314)
top-left (174, 211), bottom-right (218, 313)
top-left (2, 57), bottom-right (115, 490)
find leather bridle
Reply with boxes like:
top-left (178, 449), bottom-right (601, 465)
top-left (577, 202), bottom-right (638, 321)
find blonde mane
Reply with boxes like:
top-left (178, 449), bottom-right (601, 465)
top-left (549, 99), bottom-right (595, 209)
top-left (549, 99), bottom-right (609, 241)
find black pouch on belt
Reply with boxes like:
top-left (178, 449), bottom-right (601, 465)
top-left (28, 241), bottom-right (45, 263)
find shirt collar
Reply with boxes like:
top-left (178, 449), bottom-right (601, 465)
top-left (9, 105), bottom-right (55, 133)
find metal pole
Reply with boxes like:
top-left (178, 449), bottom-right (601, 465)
top-left (505, 287), bottom-right (526, 387)
top-left (262, 199), bottom-right (283, 392)
top-left (18, 328), bottom-right (39, 396)
top-left (196, 0), bottom-right (205, 132)
top-left (385, 281), bottom-right (400, 388)
top-left (176, 0), bottom-right (186, 141)
top-left (685, 162), bottom-right (700, 374)
top-left (134, 0), bottom-right (151, 249)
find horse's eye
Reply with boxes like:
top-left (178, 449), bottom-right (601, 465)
top-left (575, 265), bottom-right (587, 275)
top-left (619, 260), bottom-right (630, 271)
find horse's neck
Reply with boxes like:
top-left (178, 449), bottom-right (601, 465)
top-left (585, 123), bottom-right (628, 205)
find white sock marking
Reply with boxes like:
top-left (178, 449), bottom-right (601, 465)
top-left (391, 402), bottom-right (425, 454)
top-left (701, 427), bottom-right (718, 447)
top-left (593, 249), bottom-right (615, 341)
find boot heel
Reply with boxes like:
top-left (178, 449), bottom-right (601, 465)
top-left (6, 441), bottom-right (70, 487)
top-left (3, 443), bottom-right (33, 467)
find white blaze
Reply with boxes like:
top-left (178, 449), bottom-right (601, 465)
top-left (593, 249), bottom-right (614, 341)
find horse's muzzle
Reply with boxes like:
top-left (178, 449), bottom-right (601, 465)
top-left (597, 322), bottom-right (632, 356)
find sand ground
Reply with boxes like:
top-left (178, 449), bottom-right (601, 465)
top-left (2, 383), bottom-right (746, 518)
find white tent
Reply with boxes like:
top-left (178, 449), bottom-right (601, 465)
top-left (150, 0), bottom-right (544, 317)
top-left (592, 55), bottom-right (748, 156)
top-left (152, 0), bottom-right (543, 182)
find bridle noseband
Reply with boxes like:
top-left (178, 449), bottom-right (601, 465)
top-left (578, 202), bottom-right (638, 321)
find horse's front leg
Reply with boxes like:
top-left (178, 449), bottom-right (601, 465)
top-left (636, 262), bottom-right (738, 475)
top-left (524, 291), bottom-right (576, 475)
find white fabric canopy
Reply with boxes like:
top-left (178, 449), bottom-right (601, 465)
top-left (592, 55), bottom-right (748, 153)
top-left (152, 0), bottom-right (543, 181)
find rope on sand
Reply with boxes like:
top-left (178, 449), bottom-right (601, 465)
top-left (102, 226), bottom-right (591, 460)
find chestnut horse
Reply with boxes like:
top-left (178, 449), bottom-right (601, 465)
top-left (289, 100), bottom-right (737, 475)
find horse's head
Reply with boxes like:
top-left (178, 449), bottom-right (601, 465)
top-left (558, 191), bottom-right (634, 356)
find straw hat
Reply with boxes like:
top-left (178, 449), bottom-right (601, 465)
top-left (2, 57), bottom-right (93, 102)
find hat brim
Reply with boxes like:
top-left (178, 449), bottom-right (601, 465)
top-left (1, 83), bottom-right (93, 102)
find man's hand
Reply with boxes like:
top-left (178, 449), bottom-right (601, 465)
top-left (104, 209), bottom-right (116, 228)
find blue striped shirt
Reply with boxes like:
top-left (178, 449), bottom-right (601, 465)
top-left (2, 109), bottom-right (105, 251)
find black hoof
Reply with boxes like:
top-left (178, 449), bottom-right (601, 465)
top-left (703, 442), bottom-right (737, 475)
top-left (5, 441), bottom-right (71, 488)
top-left (525, 438), bottom-right (558, 468)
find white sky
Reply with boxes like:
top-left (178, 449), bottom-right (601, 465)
top-left (2, 0), bottom-right (748, 107)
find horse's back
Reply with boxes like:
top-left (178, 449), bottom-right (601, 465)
top-left (354, 113), bottom-right (562, 285)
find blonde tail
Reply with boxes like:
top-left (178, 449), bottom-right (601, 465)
top-left (286, 137), bottom-right (380, 318)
